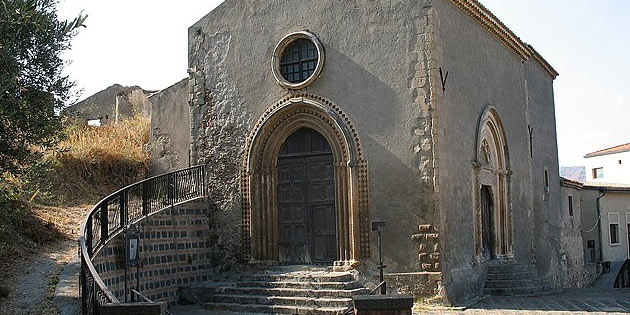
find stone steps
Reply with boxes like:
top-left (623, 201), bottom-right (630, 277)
top-left (208, 294), bottom-right (352, 308)
top-left (205, 302), bottom-right (349, 314)
top-left (222, 286), bottom-right (369, 298)
top-left (483, 279), bottom-right (536, 289)
top-left (184, 269), bottom-right (366, 314)
top-left (244, 272), bottom-right (355, 283)
top-left (484, 263), bottom-right (541, 296)
top-left (486, 271), bottom-right (536, 281)
top-left (236, 280), bottom-right (363, 290)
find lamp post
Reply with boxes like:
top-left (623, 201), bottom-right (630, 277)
top-left (125, 225), bottom-right (141, 302)
top-left (371, 219), bottom-right (387, 294)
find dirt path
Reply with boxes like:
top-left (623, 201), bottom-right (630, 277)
top-left (0, 239), bottom-right (77, 314)
top-left (0, 205), bottom-right (86, 315)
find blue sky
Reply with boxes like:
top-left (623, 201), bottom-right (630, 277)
top-left (58, 0), bottom-right (630, 167)
top-left (481, 1), bottom-right (630, 166)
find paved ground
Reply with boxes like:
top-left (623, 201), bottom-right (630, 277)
top-left (0, 239), bottom-right (77, 315)
top-left (432, 288), bottom-right (630, 314)
top-left (54, 253), bottom-right (81, 315)
top-left (61, 259), bottom-right (630, 315)
top-left (171, 287), bottom-right (630, 315)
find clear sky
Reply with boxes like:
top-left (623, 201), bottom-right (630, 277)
top-left (57, 0), bottom-right (630, 167)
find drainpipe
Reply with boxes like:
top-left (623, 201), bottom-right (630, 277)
top-left (596, 190), bottom-right (606, 263)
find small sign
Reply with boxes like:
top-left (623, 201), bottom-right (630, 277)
top-left (126, 226), bottom-right (141, 267)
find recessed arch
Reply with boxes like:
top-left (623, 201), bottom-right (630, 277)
top-left (472, 105), bottom-right (513, 261)
top-left (241, 94), bottom-right (369, 266)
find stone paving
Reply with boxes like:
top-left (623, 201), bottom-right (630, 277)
top-left (422, 289), bottom-right (630, 315)
top-left (172, 288), bottom-right (630, 314)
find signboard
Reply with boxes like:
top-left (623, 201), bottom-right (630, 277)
top-left (125, 226), bottom-right (141, 267)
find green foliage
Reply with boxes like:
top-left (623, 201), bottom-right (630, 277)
top-left (0, 0), bottom-right (86, 175)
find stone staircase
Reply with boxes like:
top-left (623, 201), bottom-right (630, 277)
top-left (483, 263), bottom-right (544, 296)
top-left (180, 267), bottom-right (369, 314)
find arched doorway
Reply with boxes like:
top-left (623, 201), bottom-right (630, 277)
top-left (242, 95), bottom-right (370, 266)
top-left (472, 106), bottom-right (513, 261)
top-left (277, 128), bottom-right (336, 263)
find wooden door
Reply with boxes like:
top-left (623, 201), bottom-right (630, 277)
top-left (277, 128), bottom-right (336, 264)
top-left (277, 158), bottom-right (309, 263)
top-left (481, 185), bottom-right (494, 260)
top-left (307, 155), bottom-right (336, 262)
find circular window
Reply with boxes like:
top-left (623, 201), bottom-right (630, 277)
top-left (272, 31), bottom-right (324, 89)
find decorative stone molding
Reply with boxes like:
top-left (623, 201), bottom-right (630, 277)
top-left (471, 106), bottom-right (513, 261)
top-left (271, 31), bottom-right (325, 89)
top-left (241, 94), bottom-right (369, 264)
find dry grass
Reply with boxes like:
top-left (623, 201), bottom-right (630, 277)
top-left (0, 115), bottom-right (149, 268)
top-left (47, 116), bottom-right (150, 204)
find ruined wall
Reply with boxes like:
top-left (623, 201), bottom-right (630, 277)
top-left (188, 0), bottom-right (441, 298)
top-left (115, 88), bottom-right (152, 122)
top-left (64, 84), bottom-right (153, 125)
top-left (92, 198), bottom-right (212, 303)
top-left (63, 83), bottom-right (125, 124)
top-left (148, 78), bottom-right (190, 175)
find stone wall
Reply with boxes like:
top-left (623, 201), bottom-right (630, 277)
top-left (180, 0), bottom-right (560, 306)
top-left (64, 84), bottom-right (154, 125)
top-left (92, 197), bottom-right (212, 303)
top-left (187, 0), bottom-right (436, 278)
top-left (148, 78), bottom-right (190, 175)
top-left (559, 180), bottom-right (587, 287)
top-left (116, 88), bottom-right (152, 122)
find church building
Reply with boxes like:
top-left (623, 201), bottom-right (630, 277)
top-left (163, 0), bottom-right (564, 304)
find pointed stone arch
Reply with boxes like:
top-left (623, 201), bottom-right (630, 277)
top-left (241, 94), bottom-right (369, 266)
top-left (472, 106), bottom-right (513, 261)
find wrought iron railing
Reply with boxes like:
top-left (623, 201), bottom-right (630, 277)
top-left (614, 259), bottom-right (630, 288)
top-left (79, 165), bottom-right (205, 314)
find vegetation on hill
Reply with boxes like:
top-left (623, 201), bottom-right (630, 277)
top-left (0, 0), bottom-right (87, 267)
top-left (49, 116), bottom-right (150, 203)
top-left (0, 116), bottom-right (150, 266)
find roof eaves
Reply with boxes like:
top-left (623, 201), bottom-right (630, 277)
top-left (448, 0), bottom-right (558, 79)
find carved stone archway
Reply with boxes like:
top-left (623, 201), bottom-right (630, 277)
top-left (472, 106), bottom-right (513, 261)
top-left (242, 94), bottom-right (369, 266)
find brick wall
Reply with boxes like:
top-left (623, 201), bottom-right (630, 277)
top-left (92, 197), bottom-right (211, 303)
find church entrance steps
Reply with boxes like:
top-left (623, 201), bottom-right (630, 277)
top-left (206, 302), bottom-right (349, 314)
top-left (222, 286), bottom-right (368, 298)
top-left (180, 267), bottom-right (369, 314)
top-left (483, 263), bottom-right (542, 296)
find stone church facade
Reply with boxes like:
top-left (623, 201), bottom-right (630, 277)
top-left (169, 0), bottom-right (563, 304)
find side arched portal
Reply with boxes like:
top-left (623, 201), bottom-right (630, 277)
top-left (242, 94), bottom-right (369, 266)
top-left (472, 106), bottom-right (513, 261)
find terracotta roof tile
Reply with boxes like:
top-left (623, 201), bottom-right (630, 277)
top-left (584, 143), bottom-right (630, 158)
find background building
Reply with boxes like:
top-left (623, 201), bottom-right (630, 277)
top-left (583, 143), bottom-right (630, 184)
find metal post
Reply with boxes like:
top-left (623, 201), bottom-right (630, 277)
top-left (124, 263), bottom-right (128, 303)
top-left (120, 190), bottom-right (127, 227)
top-left (142, 181), bottom-right (149, 215)
top-left (86, 216), bottom-right (93, 256)
top-left (377, 229), bottom-right (386, 294)
top-left (100, 202), bottom-right (108, 243)
top-left (136, 265), bottom-right (140, 300)
top-left (372, 219), bottom-right (387, 295)
top-left (124, 230), bottom-right (128, 303)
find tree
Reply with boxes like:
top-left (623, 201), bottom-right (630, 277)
top-left (0, 0), bottom-right (86, 176)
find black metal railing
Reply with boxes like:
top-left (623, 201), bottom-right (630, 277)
top-left (79, 165), bottom-right (205, 314)
top-left (614, 259), bottom-right (630, 288)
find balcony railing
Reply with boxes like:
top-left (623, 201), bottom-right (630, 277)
top-left (79, 165), bottom-right (205, 314)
